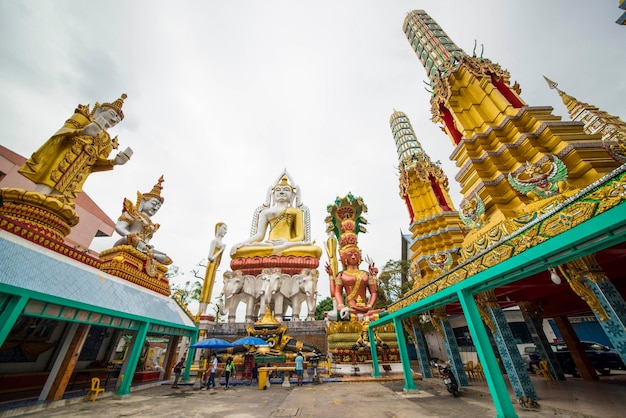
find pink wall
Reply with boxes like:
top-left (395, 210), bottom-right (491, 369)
top-left (0, 145), bottom-right (115, 250)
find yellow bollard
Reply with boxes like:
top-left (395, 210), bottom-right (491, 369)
top-left (257, 368), bottom-right (269, 390)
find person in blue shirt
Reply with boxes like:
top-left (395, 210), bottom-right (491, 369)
top-left (294, 352), bottom-right (304, 387)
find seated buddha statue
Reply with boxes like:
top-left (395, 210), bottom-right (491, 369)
top-left (230, 170), bottom-right (322, 259)
top-left (328, 245), bottom-right (384, 320)
top-left (113, 175), bottom-right (172, 265)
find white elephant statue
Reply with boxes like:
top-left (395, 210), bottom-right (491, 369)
top-left (256, 268), bottom-right (289, 316)
top-left (220, 270), bottom-right (262, 323)
top-left (274, 269), bottom-right (319, 321)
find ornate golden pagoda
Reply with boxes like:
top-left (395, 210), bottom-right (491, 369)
top-left (403, 10), bottom-right (620, 261)
top-left (404, 11), bottom-right (619, 220)
top-left (544, 76), bottom-right (626, 163)
top-left (390, 110), bottom-right (464, 285)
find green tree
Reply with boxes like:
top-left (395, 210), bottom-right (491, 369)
top-left (169, 260), bottom-right (207, 305)
top-left (166, 264), bottom-right (181, 279)
top-left (171, 279), bottom-right (202, 306)
top-left (208, 296), bottom-right (226, 323)
top-left (376, 259), bottom-right (412, 309)
top-left (314, 296), bottom-right (334, 320)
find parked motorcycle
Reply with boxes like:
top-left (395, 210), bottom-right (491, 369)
top-left (439, 364), bottom-right (460, 397)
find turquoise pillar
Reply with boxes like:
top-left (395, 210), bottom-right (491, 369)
top-left (183, 332), bottom-right (198, 381)
top-left (412, 323), bottom-right (432, 378)
top-left (458, 289), bottom-right (517, 418)
top-left (519, 301), bottom-right (565, 380)
top-left (393, 317), bottom-right (417, 390)
top-left (116, 321), bottom-right (149, 396)
top-left (0, 293), bottom-right (28, 347)
top-left (435, 309), bottom-right (469, 386)
top-left (587, 277), bottom-right (626, 364)
top-left (480, 292), bottom-right (536, 400)
top-left (368, 326), bottom-right (381, 377)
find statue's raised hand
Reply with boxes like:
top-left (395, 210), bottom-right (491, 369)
top-left (365, 255), bottom-right (378, 276)
top-left (113, 148), bottom-right (132, 166)
top-left (324, 262), bottom-right (334, 276)
top-left (368, 262), bottom-right (378, 276)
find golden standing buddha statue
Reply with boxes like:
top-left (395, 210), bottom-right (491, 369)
top-left (18, 94), bottom-right (132, 207)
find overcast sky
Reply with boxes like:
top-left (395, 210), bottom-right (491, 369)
top-left (1, 1), bottom-right (624, 317)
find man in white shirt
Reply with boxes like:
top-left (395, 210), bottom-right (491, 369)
top-left (207, 352), bottom-right (218, 390)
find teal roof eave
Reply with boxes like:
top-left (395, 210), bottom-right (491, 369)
top-left (0, 281), bottom-right (197, 334)
top-left (0, 231), bottom-right (197, 333)
top-left (370, 179), bottom-right (626, 329)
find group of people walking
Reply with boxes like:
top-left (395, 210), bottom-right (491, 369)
top-left (200, 352), bottom-right (234, 390)
top-left (174, 351), bottom-right (306, 389)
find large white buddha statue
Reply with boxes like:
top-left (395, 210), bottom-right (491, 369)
top-left (230, 170), bottom-right (322, 260)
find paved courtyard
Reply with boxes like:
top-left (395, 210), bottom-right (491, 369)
top-left (4, 376), bottom-right (613, 418)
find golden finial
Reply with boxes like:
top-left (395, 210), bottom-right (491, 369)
top-left (255, 307), bottom-right (281, 326)
top-left (543, 76), bottom-right (558, 90)
top-left (100, 93), bottom-right (128, 120)
top-left (143, 175), bottom-right (165, 203)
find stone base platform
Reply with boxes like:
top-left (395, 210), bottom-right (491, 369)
top-left (330, 362), bottom-right (404, 376)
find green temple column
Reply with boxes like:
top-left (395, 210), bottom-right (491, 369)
top-left (561, 256), bottom-right (626, 366)
top-left (458, 289), bottom-right (517, 418)
top-left (477, 291), bottom-right (537, 401)
top-left (431, 307), bottom-right (469, 386)
top-left (587, 279), bottom-right (626, 363)
top-left (0, 293), bottom-right (28, 347)
top-left (411, 317), bottom-right (432, 378)
top-left (183, 332), bottom-right (198, 381)
top-left (518, 301), bottom-right (565, 380)
top-left (368, 325), bottom-right (381, 378)
top-left (393, 317), bottom-right (417, 390)
top-left (116, 321), bottom-right (149, 396)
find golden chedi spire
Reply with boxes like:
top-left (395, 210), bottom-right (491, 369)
top-left (389, 110), bottom-right (464, 285)
top-left (545, 76), bottom-right (626, 163)
top-left (403, 10), bottom-right (620, 227)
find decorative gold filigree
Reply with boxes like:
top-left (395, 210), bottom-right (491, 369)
top-left (588, 177), bottom-right (626, 214)
top-left (559, 258), bottom-right (608, 322)
top-left (517, 301), bottom-right (538, 318)
top-left (475, 293), bottom-right (496, 333)
top-left (482, 245), bottom-right (514, 268)
top-left (459, 221), bottom-right (511, 260)
top-left (509, 225), bottom-right (545, 254)
top-left (465, 261), bottom-right (485, 277)
top-left (430, 308), bottom-right (447, 338)
top-left (539, 202), bottom-right (597, 237)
